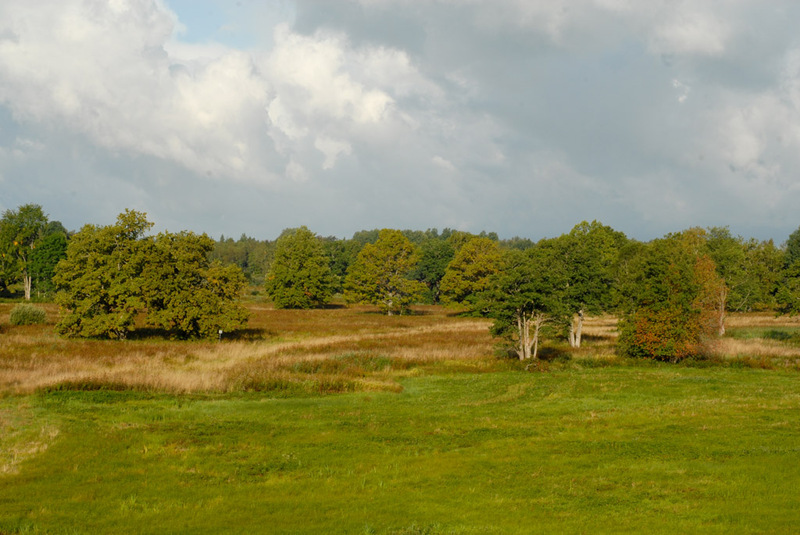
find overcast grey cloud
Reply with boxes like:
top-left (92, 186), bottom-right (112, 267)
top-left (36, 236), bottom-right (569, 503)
top-left (1, 0), bottom-right (799, 241)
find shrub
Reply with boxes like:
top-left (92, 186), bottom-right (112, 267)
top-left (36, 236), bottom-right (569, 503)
top-left (9, 303), bottom-right (48, 325)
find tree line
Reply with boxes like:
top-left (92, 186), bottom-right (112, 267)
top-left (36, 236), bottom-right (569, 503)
top-left (1, 204), bottom-right (799, 361)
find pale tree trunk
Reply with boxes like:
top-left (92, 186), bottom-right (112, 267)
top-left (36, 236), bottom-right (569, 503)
top-left (517, 310), bottom-right (547, 360)
top-left (568, 310), bottom-right (584, 348)
top-left (516, 313), bottom-right (528, 360)
top-left (717, 287), bottom-right (728, 336)
top-left (23, 272), bottom-right (32, 301)
top-left (531, 312), bottom-right (546, 359)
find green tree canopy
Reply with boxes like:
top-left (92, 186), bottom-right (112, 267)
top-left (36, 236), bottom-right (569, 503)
top-left (439, 236), bottom-right (502, 308)
top-left (29, 231), bottom-right (68, 298)
top-left (617, 230), bottom-right (725, 362)
top-left (54, 210), bottom-right (154, 339)
top-left (480, 248), bottom-right (565, 360)
top-left (55, 210), bottom-right (247, 339)
top-left (410, 238), bottom-right (455, 304)
top-left (142, 231), bottom-right (249, 338)
top-left (0, 203), bottom-right (49, 300)
top-left (777, 224), bottom-right (800, 315)
top-left (554, 221), bottom-right (627, 347)
top-left (265, 226), bottom-right (335, 309)
top-left (344, 229), bottom-right (425, 315)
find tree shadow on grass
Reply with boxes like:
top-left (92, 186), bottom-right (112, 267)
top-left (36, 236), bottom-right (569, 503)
top-left (125, 327), bottom-right (274, 342)
top-left (226, 328), bottom-right (274, 341)
top-left (538, 346), bottom-right (572, 363)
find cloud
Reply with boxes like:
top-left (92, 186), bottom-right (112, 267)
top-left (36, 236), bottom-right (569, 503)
top-left (2, 0), bottom-right (800, 241)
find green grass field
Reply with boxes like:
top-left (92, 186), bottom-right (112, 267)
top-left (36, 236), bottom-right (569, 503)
top-left (2, 304), bottom-right (800, 533)
top-left (2, 367), bottom-right (800, 533)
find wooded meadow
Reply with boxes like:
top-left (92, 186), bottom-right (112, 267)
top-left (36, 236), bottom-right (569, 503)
top-left (1, 203), bottom-right (798, 363)
top-left (3, 204), bottom-right (800, 533)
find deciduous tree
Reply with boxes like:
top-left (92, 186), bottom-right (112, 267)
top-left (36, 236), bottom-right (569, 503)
top-left (617, 231), bottom-right (726, 362)
top-left (439, 237), bottom-right (502, 308)
top-left (265, 226), bottom-right (334, 309)
top-left (143, 231), bottom-right (249, 338)
top-left (0, 204), bottom-right (49, 300)
top-left (55, 210), bottom-right (248, 339)
top-left (410, 238), bottom-right (455, 304)
top-left (542, 221), bottom-right (626, 347)
top-left (481, 249), bottom-right (561, 360)
top-left (344, 229), bottom-right (425, 315)
top-left (54, 210), bottom-right (153, 339)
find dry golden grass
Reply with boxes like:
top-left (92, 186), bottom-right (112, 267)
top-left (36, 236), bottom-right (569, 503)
top-left (0, 303), bottom-right (496, 395)
top-left (3, 303), bottom-right (798, 395)
top-left (725, 312), bottom-right (800, 328)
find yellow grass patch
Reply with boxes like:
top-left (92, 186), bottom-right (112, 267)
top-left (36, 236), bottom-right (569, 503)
top-left (0, 304), bottom-right (495, 394)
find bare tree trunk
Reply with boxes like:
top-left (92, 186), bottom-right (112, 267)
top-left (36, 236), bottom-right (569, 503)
top-left (23, 273), bottom-right (32, 301)
top-left (717, 287), bottom-right (728, 336)
top-left (531, 313), bottom-right (546, 359)
top-left (568, 310), bottom-right (585, 348)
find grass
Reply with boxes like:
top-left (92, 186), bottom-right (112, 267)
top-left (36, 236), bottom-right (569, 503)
top-left (2, 304), bottom-right (800, 532)
top-left (2, 368), bottom-right (800, 533)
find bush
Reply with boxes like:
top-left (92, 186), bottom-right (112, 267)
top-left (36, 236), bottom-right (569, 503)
top-left (9, 303), bottom-right (48, 325)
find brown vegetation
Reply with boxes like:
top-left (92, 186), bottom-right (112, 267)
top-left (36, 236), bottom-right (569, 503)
top-left (2, 304), bottom-right (799, 396)
top-left (0, 303), bottom-right (497, 395)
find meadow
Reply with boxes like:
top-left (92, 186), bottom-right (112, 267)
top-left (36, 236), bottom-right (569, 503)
top-left (2, 301), bottom-right (800, 533)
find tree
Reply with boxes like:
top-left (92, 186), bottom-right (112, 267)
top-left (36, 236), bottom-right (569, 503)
top-left (54, 210), bottom-right (153, 339)
top-left (739, 238), bottom-right (783, 311)
top-left (142, 232), bottom-right (249, 338)
top-left (344, 229), bottom-right (425, 315)
top-left (439, 236), bottom-right (502, 308)
top-left (481, 249), bottom-right (560, 360)
top-left (542, 221), bottom-right (627, 347)
top-left (777, 225), bottom-right (800, 315)
top-left (29, 231), bottom-right (68, 298)
top-left (55, 210), bottom-right (248, 339)
top-left (785, 225), bottom-right (800, 268)
top-left (617, 231), bottom-right (726, 362)
top-left (410, 238), bottom-right (455, 304)
top-left (0, 204), bottom-right (49, 300)
top-left (265, 226), bottom-right (334, 309)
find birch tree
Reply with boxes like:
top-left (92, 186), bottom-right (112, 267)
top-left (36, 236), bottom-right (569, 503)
top-left (0, 204), bottom-right (49, 300)
top-left (482, 249), bottom-right (563, 360)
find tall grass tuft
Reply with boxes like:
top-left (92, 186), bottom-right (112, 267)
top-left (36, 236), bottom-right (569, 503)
top-left (9, 304), bottom-right (47, 326)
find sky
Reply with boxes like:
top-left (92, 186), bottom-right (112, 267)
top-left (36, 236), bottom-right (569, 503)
top-left (1, 0), bottom-right (800, 242)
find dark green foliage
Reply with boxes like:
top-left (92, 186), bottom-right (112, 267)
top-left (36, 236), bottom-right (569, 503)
top-left (785, 225), bottom-right (800, 268)
top-left (29, 231), bottom-right (68, 297)
top-left (481, 249), bottom-right (560, 359)
top-left (142, 232), bottom-right (249, 339)
top-left (777, 225), bottom-right (800, 315)
top-left (9, 303), bottom-right (47, 325)
top-left (776, 260), bottom-right (800, 315)
top-left (0, 204), bottom-right (49, 300)
top-left (210, 234), bottom-right (274, 285)
top-left (344, 229), bottom-right (426, 315)
top-left (265, 226), bottom-right (334, 309)
top-left (533, 221), bottom-right (627, 347)
top-left (500, 236), bottom-right (535, 250)
top-left (703, 227), bottom-right (782, 313)
top-left (54, 210), bottom-right (247, 339)
top-left (54, 210), bottom-right (153, 339)
top-left (410, 238), bottom-right (454, 304)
